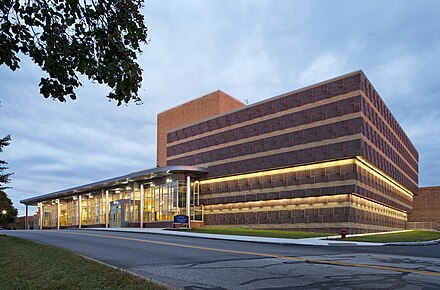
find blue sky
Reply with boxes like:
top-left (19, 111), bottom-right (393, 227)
top-left (1, 0), bottom-right (439, 215)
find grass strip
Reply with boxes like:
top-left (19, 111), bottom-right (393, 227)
top-left (185, 227), bottom-right (334, 239)
top-left (343, 230), bottom-right (440, 243)
top-left (0, 235), bottom-right (168, 290)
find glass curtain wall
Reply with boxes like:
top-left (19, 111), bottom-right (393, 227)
top-left (81, 193), bottom-right (105, 225)
top-left (145, 181), bottom-right (175, 222)
top-left (59, 201), bottom-right (67, 227)
top-left (42, 202), bottom-right (57, 228)
top-left (143, 180), bottom-right (195, 223)
top-left (65, 198), bottom-right (79, 226)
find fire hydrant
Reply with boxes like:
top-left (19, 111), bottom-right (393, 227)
top-left (340, 227), bottom-right (347, 239)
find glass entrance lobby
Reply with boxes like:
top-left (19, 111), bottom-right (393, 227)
top-left (22, 166), bottom-right (207, 229)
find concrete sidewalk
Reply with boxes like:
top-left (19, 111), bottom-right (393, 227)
top-left (85, 227), bottom-right (393, 246)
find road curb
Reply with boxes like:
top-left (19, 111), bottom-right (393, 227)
top-left (81, 228), bottom-right (440, 247)
top-left (83, 228), bottom-right (312, 246)
top-left (80, 228), bottom-right (378, 246)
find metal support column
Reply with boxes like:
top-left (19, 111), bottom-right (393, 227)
top-left (56, 199), bottom-right (60, 230)
top-left (38, 203), bottom-right (43, 230)
top-left (100, 189), bottom-right (104, 225)
top-left (140, 184), bottom-right (144, 228)
top-left (25, 205), bottom-right (28, 230)
top-left (132, 182), bottom-right (136, 223)
top-left (186, 175), bottom-right (191, 229)
top-left (105, 190), bottom-right (109, 228)
top-left (78, 195), bottom-right (82, 229)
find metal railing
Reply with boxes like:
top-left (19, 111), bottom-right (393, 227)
top-left (406, 222), bottom-right (440, 231)
top-left (191, 205), bottom-right (204, 222)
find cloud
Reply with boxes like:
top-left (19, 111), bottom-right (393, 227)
top-left (298, 54), bottom-right (348, 86)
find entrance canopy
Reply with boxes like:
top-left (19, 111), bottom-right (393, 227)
top-left (21, 165), bottom-right (207, 206)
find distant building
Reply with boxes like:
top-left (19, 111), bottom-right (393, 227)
top-left (408, 187), bottom-right (440, 230)
top-left (21, 70), bottom-right (425, 233)
top-left (9, 215), bottom-right (35, 230)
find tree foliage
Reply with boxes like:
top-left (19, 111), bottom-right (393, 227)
top-left (0, 0), bottom-right (148, 105)
top-left (0, 134), bottom-right (16, 227)
top-left (0, 134), bottom-right (12, 190)
top-left (0, 190), bottom-right (18, 226)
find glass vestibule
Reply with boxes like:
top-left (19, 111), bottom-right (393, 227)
top-left (108, 185), bottom-right (140, 224)
top-left (39, 177), bottom-right (202, 228)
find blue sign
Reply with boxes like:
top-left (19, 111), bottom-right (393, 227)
top-left (174, 214), bottom-right (189, 224)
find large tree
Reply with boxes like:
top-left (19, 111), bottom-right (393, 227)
top-left (0, 0), bottom-right (148, 105)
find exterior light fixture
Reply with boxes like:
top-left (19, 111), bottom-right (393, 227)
top-left (150, 183), bottom-right (155, 187)
top-left (126, 186), bottom-right (131, 190)
top-left (115, 190), bottom-right (120, 193)
top-left (1, 210), bottom-right (6, 215)
top-left (166, 178), bottom-right (172, 183)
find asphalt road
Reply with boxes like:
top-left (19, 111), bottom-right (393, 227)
top-left (5, 230), bottom-right (440, 289)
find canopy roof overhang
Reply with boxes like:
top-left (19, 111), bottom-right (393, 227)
top-left (20, 165), bottom-right (208, 206)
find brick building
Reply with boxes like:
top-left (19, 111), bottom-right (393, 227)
top-left (21, 70), bottom-right (421, 234)
top-left (408, 186), bottom-right (440, 228)
top-left (165, 70), bottom-right (418, 233)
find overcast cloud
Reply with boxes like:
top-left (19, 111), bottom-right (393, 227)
top-left (1, 0), bottom-right (439, 215)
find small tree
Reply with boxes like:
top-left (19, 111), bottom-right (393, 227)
top-left (0, 190), bottom-right (18, 227)
top-left (0, 134), bottom-right (17, 227)
top-left (0, 135), bottom-right (12, 189)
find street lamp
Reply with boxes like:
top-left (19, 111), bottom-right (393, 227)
top-left (1, 209), bottom-right (6, 215)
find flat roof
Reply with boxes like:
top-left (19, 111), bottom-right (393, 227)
top-left (20, 165), bottom-right (208, 205)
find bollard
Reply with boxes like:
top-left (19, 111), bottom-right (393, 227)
top-left (340, 227), bottom-right (347, 239)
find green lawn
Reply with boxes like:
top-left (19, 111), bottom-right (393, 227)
top-left (343, 230), bottom-right (440, 243)
top-left (185, 227), bottom-right (334, 239)
top-left (0, 234), bottom-right (168, 290)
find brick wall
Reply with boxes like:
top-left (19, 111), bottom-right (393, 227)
top-left (156, 90), bottom-right (244, 166)
top-left (408, 186), bottom-right (440, 224)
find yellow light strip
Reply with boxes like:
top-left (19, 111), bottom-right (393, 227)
top-left (204, 194), bottom-right (407, 221)
top-left (200, 179), bottom-right (412, 209)
top-left (200, 157), bottom-right (414, 199)
top-left (200, 158), bottom-right (357, 184)
top-left (355, 156), bottom-right (414, 198)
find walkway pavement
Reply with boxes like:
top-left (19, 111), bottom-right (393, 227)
top-left (85, 227), bottom-right (395, 246)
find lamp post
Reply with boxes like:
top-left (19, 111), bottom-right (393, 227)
top-left (1, 209), bottom-right (6, 215)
